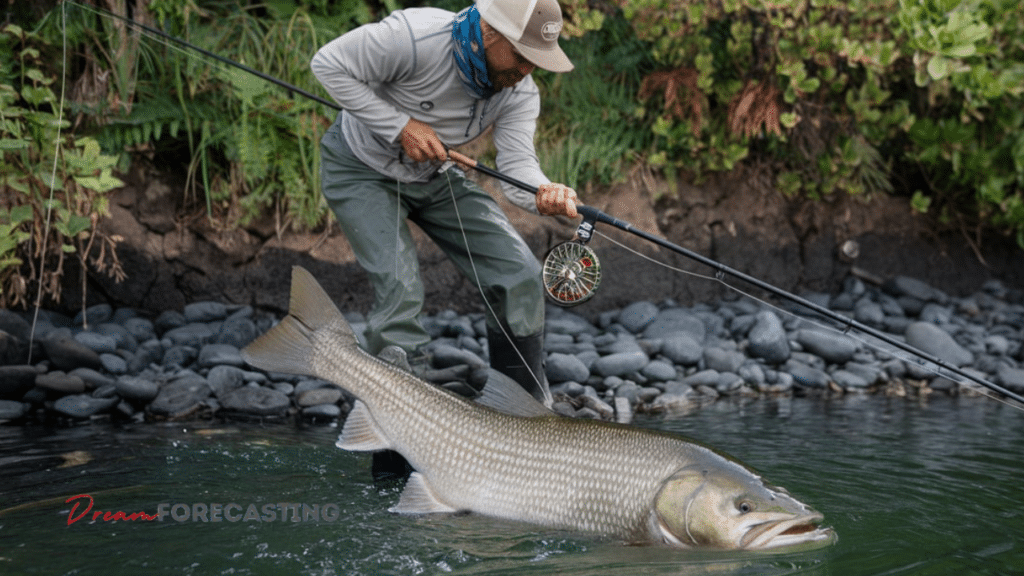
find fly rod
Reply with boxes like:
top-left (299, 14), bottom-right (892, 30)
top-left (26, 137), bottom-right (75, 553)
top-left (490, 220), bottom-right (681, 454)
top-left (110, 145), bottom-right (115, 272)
top-left (73, 1), bottom-right (1024, 405)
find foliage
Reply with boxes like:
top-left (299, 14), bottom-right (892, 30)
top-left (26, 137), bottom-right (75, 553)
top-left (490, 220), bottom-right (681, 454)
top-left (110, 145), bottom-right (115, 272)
top-left (534, 10), bottom-right (655, 192)
top-left (44, 0), bottom-right (372, 232)
top-left (1, 23), bottom-right (124, 309)
top-left (615, 0), bottom-right (1024, 246)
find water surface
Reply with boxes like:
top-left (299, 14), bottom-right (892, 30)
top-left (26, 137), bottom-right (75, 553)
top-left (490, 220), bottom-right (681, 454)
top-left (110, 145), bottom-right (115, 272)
top-left (1, 395), bottom-right (1020, 575)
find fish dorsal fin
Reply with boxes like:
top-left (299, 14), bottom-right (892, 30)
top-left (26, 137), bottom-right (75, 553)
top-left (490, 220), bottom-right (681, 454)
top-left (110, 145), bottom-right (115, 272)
top-left (336, 400), bottom-right (391, 452)
top-left (475, 369), bottom-right (553, 418)
top-left (390, 472), bottom-right (459, 514)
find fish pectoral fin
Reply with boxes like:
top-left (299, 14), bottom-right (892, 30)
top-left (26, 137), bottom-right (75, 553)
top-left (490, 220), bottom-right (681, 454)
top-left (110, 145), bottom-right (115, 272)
top-left (336, 401), bottom-right (392, 452)
top-left (475, 369), bottom-right (553, 418)
top-left (390, 473), bottom-right (459, 515)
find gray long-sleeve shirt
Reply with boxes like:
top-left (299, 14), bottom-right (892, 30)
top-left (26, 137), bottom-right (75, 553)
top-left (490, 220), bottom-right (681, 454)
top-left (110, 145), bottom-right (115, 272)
top-left (311, 7), bottom-right (550, 212)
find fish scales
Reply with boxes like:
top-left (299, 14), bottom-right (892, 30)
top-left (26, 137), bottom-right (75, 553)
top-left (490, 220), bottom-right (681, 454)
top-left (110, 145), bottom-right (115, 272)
top-left (240, 267), bottom-right (834, 549)
top-left (315, 341), bottom-right (702, 537)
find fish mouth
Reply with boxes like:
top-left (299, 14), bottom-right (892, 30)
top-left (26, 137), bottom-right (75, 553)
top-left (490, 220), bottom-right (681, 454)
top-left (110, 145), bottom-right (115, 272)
top-left (740, 513), bottom-right (835, 550)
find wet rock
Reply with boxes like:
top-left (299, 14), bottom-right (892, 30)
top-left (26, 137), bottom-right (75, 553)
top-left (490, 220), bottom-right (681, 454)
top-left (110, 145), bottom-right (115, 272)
top-left (643, 308), bottom-right (706, 343)
top-left (70, 367), bottom-right (116, 390)
top-left (214, 316), bottom-right (258, 349)
top-left (641, 360), bottom-right (676, 382)
top-left (0, 365), bottom-right (38, 400)
top-left (163, 323), bottom-right (215, 348)
top-left (785, 360), bottom-right (830, 389)
top-left (99, 353), bottom-right (128, 375)
top-left (905, 322), bottom-right (974, 367)
top-left (703, 347), bottom-right (744, 374)
top-left (747, 311), bottom-right (790, 364)
top-left (220, 386), bottom-right (290, 416)
top-left (618, 301), bottom-right (659, 333)
top-left (154, 310), bottom-right (186, 335)
top-left (0, 399), bottom-right (28, 420)
top-left (36, 371), bottom-right (86, 394)
top-left (124, 317), bottom-right (157, 343)
top-left (660, 333), bottom-right (703, 366)
top-left (546, 353), bottom-right (590, 383)
top-left (302, 403), bottom-right (341, 420)
top-left (74, 303), bottom-right (113, 327)
top-left (53, 394), bottom-right (118, 418)
top-left (430, 343), bottom-right (486, 369)
top-left (115, 376), bottom-right (160, 403)
top-left (208, 365), bottom-right (247, 399)
top-left (40, 333), bottom-right (103, 371)
top-left (197, 344), bottom-right (244, 368)
top-left (795, 329), bottom-right (859, 365)
top-left (884, 275), bottom-right (944, 303)
top-left (591, 350), bottom-right (649, 378)
top-left (996, 366), bottom-right (1024, 392)
top-left (184, 301), bottom-right (228, 323)
top-left (297, 387), bottom-right (342, 407)
top-left (149, 376), bottom-right (212, 418)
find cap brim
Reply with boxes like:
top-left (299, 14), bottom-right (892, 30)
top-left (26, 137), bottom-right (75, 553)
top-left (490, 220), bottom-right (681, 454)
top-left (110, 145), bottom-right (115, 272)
top-left (513, 41), bottom-right (574, 73)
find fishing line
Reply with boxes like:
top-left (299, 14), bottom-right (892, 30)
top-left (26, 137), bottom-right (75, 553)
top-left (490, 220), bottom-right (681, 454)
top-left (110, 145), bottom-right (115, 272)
top-left (28, 0), bottom-right (69, 361)
top-left (593, 228), bottom-right (1024, 409)
top-left (440, 170), bottom-right (547, 394)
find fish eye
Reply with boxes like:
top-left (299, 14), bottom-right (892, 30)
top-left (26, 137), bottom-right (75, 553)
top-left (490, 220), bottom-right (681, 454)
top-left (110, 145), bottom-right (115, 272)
top-left (737, 500), bottom-right (754, 514)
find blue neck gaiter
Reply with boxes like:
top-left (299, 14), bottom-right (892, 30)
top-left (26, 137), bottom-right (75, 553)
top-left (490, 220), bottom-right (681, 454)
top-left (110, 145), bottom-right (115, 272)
top-left (452, 6), bottom-right (494, 100)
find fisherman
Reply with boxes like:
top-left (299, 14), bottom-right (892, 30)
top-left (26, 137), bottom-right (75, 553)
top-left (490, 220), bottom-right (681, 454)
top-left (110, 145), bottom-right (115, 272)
top-left (311, 0), bottom-right (578, 406)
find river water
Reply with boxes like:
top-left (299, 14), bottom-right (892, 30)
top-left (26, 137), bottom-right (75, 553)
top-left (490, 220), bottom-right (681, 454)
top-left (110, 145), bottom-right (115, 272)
top-left (1, 395), bottom-right (1021, 575)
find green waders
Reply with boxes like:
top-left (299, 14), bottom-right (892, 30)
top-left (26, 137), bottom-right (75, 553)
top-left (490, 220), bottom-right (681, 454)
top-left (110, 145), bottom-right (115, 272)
top-left (320, 120), bottom-right (549, 400)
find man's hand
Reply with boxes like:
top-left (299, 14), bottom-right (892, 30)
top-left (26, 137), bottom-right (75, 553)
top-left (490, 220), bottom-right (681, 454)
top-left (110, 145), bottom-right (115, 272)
top-left (401, 118), bottom-right (447, 163)
top-left (536, 183), bottom-right (579, 218)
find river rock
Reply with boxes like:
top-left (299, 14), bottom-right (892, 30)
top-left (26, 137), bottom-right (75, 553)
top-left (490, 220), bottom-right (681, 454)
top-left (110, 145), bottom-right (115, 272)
top-left (220, 386), bottom-right (290, 416)
top-left (545, 353), bottom-right (590, 383)
top-left (0, 399), bottom-right (28, 420)
top-left (618, 301), bottom-right (660, 333)
top-left (591, 350), bottom-right (649, 377)
top-left (996, 366), bottom-right (1024, 392)
top-left (747, 311), bottom-right (790, 364)
top-left (96, 323), bottom-right (138, 352)
top-left (207, 365), bottom-right (247, 398)
top-left (162, 345), bottom-right (198, 369)
top-left (154, 310), bottom-right (186, 334)
top-left (73, 332), bottom-right (118, 355)
top-left (40, 333), bottom-right (103, 371)
top-left (53, 394), bottom-right (119, 418)
top-left (641, 360), bottom-right (676, 382)
top-left (431, 343), bottom-right (486, 369)
top-left (74, 303), bottom-right (113, 326)
top-left (905, 322), bottom-right (974, 367)
top-left (163, 323), bottom-right (215, 348)
top-left (197, 344), bottom-right (244, 368)
top-left (99, 353), bottom-right (128, 375)
top-left (115, 376), bottom-right (160, 403)
top-left (297, 387), bottom-right (342, 407)
top-left (0, 365), bottom-right (38, 400)
top-left (796, 329), bottom-right (859, 364)
top-left (148, 376), bottom-right (212, 418)
top-left (660, 333), bottom-right (703, 365)
top-left (643, 308), bottom-right (706, 342)
top-left (36, 371), bottom-right (86, 394)
top-left (703, 347), bottom-right (744, 374)
top-left (884, 275), bottom-right (944, 303)
top-left (785, 359), bottom-right (830, 389)
top-left (124, 317), bottom-right (157, 343)
top-left (184, 301), bottom-right (228, 323)
top-left (302, 403), bottom-right (341, 419)
top-left (215, 316), bottom-right (258, 349)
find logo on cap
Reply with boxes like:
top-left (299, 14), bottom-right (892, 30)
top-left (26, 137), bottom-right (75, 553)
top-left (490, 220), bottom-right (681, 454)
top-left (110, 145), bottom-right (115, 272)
top-left (541, 21), bottom-right (562, 42)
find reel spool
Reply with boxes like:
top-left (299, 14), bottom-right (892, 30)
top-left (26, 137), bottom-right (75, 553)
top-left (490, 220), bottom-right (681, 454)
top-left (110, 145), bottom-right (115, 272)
top-left (542, 241), bottom-right (602, 306)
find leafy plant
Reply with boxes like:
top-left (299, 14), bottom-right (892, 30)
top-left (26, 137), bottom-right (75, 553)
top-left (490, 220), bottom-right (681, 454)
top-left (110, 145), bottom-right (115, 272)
top-left (0, 23), bottom-right (125, 309)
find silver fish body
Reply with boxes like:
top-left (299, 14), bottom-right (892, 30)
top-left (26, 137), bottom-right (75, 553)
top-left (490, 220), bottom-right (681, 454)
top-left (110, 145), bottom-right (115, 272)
top-left (242, 267), bottom-right (834, 549)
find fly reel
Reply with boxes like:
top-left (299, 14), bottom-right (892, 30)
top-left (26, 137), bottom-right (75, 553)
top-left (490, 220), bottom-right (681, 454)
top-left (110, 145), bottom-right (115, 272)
top-left (542, 241), bottom-right (601, 306)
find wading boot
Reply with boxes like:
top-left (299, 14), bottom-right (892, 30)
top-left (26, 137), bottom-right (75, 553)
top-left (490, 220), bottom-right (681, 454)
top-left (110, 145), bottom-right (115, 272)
top-left (487, 327), bottom-right (553, 407)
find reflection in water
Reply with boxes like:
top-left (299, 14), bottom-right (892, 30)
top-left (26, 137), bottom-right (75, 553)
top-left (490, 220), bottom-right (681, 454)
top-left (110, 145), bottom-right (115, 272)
top-left (0, 396), bottom-right (1021, 575)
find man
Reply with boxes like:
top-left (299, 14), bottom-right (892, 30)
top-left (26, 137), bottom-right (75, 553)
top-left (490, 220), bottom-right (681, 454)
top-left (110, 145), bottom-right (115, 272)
top-left (311, 0), bottom-right (578, 406)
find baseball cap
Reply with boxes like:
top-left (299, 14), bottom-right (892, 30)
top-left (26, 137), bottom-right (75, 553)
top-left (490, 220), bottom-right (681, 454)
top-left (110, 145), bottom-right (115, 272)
top-left (477, 0), bottom-right (574, 73)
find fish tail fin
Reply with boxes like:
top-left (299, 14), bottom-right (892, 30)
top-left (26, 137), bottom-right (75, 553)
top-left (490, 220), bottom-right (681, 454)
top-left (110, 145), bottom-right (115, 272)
top-left (241, 266), bottom-right (357, 376)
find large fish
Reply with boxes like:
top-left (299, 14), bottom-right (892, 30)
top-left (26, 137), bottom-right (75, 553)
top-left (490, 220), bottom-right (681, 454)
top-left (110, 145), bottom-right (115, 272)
top-left (241, 267), bottom-right (834, 550)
